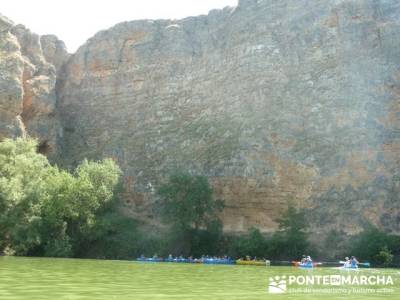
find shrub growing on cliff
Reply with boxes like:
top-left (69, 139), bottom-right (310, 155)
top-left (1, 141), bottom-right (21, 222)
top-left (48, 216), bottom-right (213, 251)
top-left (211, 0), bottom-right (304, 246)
top-left (157, 171), bottom-right (224, 255)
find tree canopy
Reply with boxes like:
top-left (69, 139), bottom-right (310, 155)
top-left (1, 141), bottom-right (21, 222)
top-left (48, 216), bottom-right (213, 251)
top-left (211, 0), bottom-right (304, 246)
top-left (157, 171), bottom-right (224, 255)
top-left (0, 138), bottom-right (121, 257)
top-left (268, 205), bottom-right (312, 259)
top-left (158, 171), bottom-right (224, 231)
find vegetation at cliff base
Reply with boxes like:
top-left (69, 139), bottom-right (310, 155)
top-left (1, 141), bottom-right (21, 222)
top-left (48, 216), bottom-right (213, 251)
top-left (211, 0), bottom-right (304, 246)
top-left (228, 227), bottom-right (267, 258)
top-left (157, 171), bottom-right (224, 257)
top-left (226, 205), bottom-right (314, 260)
top-left (349, 224), bottom-right (400, 266)
top-left (269, 205), bottom-right (312, 259)
top-left (1, 138), bottom-right (399, 266)
top-left (0, 138), bottom-right (124, 257)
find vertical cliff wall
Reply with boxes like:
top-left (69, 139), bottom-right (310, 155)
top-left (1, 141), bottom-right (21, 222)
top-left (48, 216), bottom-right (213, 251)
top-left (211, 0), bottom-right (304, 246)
top-left (0, 14), bottom-right (69, 157)
top-left (1, 0), bottom-right (400, 234)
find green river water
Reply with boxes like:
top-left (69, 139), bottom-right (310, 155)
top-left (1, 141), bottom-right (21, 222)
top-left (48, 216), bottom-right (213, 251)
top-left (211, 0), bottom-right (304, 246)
top-left (0, 257), bottom-right (399, 299)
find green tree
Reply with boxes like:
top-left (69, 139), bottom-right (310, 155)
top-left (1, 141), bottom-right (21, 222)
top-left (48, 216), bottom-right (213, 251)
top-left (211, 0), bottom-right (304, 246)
top-left (268, 205), bottom-right (311, 259)
top-left (349, 224), bottom-right (399, 266)
top-left (190, 220), bottom-right (224, 257)
top-left (0, 138), bottom-right (51, 254)
top-left (39, 159), bottom-right (121, 256)
top-left (77, 211), bottom-right (141, 259)
top-left (229, 227), bottom-right (267, 258)
top-left (0, 138), bottom-right (122, 257)
top-left (375, 246), bottom-right (394, 267)
top-left (322, 229), bottom-right (346, 260)
top-left (157, 171), bottom-right (224, 255)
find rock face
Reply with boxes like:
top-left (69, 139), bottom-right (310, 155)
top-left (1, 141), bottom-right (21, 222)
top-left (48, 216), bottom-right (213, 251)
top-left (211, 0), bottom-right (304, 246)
top-left (0, 13), bottom-right (69, 157)
top-left (2, 0), bottom-right (400, 234)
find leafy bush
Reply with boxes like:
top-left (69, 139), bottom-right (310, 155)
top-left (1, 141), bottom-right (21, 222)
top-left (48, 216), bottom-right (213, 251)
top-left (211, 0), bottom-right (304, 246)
top-left (268, 205), bottom-right (313, 259)
top-left (0, 138), bottom-right (123, 257)
top-left (375, 246), bottom-right (394, 267)
top-left (350, 224), bottom-right (399, 266)
top-left (157, 171), bottom-right (224, 256)
top-left (228, 227), bottom-right (267, 258)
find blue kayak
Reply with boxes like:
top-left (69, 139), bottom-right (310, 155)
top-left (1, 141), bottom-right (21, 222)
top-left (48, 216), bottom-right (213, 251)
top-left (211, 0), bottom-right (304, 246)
top-left (164, 258), bottom-right (191, 263)
top-left (136, 257), bottom-right (163, 262)
top-left (136, 257), bottom-right (235, 265)
top-left (337, 265), bottom-right (359, 270)
top-left (203, 258), bottom-right (235, 265)
top-left (299, 262), bottom-right (314, 269)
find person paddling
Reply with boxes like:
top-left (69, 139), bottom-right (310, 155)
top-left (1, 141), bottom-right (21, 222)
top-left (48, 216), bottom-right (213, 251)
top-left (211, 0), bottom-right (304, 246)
top-left (343, 256), bottom-right (350, 268)
top-left (300, 255), bottom-right (306, 264)
top-left (350, 256), bottom-right (359, 268)
top-left (306, 256), bottom-right (313, 266)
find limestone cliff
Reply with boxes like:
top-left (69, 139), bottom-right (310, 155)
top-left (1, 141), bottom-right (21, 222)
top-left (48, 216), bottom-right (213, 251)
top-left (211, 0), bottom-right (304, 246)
top-left (0, 13), bottom-right (69, 157)
top-left (1, 0), bottom-right (400, 234)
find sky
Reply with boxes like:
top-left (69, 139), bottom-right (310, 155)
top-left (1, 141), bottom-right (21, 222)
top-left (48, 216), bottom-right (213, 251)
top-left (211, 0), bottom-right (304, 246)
top-left (2, 0), bottom-right (238, 52)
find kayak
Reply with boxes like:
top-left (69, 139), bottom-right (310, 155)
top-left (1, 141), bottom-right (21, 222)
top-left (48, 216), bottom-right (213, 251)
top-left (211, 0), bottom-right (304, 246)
top-left (293, 261), bottom-right (316, 268)
top-left (164, 258), bottom-right (190, 263)
top-left (136, 258), bottom-right (234, 265)
top-left (203, 258), bottom-right (235, 265)
top-left (136, 257), bottom-right (163, 262)
top-left (334, 266), bottom-right (359, 271)
top-left (236, 260), bottom-right (267, 266)
top-left (299, 263), bottom-right (314, 269)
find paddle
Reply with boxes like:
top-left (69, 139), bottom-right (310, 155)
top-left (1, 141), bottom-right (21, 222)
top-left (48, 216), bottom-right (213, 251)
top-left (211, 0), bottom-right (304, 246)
top-left (271, 260), bottom-right (329, 266)
top-left (339, 261), bottom-right (370, 267)
top-left (291, 261), bottom-right (323, 266)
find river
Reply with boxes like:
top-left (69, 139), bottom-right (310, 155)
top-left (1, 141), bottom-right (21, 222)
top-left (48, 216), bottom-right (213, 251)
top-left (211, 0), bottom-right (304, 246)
top-left (0, 257), bottom-right (398, 299)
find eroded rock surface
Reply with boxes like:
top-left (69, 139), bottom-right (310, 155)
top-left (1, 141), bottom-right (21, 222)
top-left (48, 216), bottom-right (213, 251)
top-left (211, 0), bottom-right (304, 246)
top-left (0, 14), bottom-right (69, 157)
top-left (1, 0), bottom-right (400, 234)
top-left (57, 0), bottom-right (400, 234)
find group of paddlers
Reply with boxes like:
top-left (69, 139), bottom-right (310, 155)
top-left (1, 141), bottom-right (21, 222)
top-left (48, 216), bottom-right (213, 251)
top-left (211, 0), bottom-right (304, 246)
top-left (299, 254), bottom-right (360, 268)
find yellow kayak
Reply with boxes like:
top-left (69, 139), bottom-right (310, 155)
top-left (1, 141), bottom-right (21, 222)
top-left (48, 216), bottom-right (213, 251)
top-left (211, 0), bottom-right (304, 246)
top-left (236, 260), bottom-right (268, 266)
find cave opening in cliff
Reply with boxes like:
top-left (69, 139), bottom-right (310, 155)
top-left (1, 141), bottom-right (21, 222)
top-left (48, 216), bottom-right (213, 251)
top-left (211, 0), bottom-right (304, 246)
top-left (37, 140), bottom-right (51, 155)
